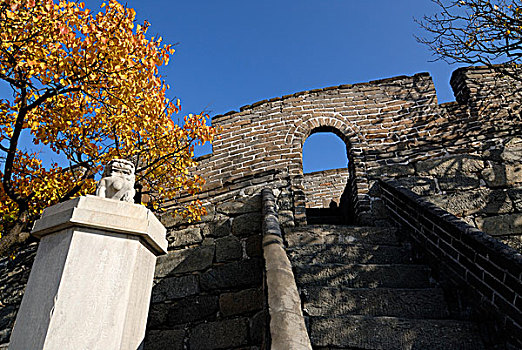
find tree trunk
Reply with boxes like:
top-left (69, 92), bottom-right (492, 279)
top-left (0, 210), bottom-right (31, 257)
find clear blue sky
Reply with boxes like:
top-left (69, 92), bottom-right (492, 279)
top-left (15, 1), bottom-right (465, 173)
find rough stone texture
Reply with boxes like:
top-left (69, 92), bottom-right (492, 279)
top-left (167, 227), bottom-right (202, 248)
top-left (231, 212), bottom-right (262, 237)
top-left (154, 245), bottom-right (214, 278)
top-left (215, 235), bottom-right (242, 262)
top-left (151, 275), bottom-right (199, 302)
top-left (427, 189), bottom-right (512, 217)
top-left (508, 188), bottom-right (522, 212)
top-left (310, 316), bottom-right (484, 349)
top-left (143, 329), bottom-right (184, 350)
top-left (216, 196), bottom-right (261, 215)
top-left (200, 259), bottom-right (262, 291)
top-left (0, 244), bottom-right (37, 345)
top-left (188, 318), bottom-right (249, 349)
top-left (245, 234), bottom-right (262, 258)
top-left (202, 218), bottom-right (231, 238)
top-left (475, 213), bottom-right (522, 236)
top-left (395, 177), bottom-right (436, 196)
top-left (294, 263), bottom-right (431, 289)
top-left (414, 155), bottom-right (484, 176)
top-left (164, 295), bottom-right (219, 325)
top-left (141, 188), bottom-right (285, 350)
top-left (302, 286), bottom-right (448, 319)
top-left (303, 168), bottom-right (349, 208)
top-left (219, 288), bottom-right (263, 316)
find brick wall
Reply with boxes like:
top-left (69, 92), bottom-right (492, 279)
top-left (188, 66), bottom-right (521, 228)
top-left (303, 168), bottom-right (349, 208)
top-left (380, 179), bottom-right (522, 348)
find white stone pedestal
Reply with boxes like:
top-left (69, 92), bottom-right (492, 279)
top-left (9, 195), bottom-right (167, 350)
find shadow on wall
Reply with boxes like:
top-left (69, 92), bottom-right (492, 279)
top-left (369, 138), bottom-right (522, 251)
top-left (142, 194), bottom-right (267, 350)
top-left (0, 243), bottom-right (37, 346)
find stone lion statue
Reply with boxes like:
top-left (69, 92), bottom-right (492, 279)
top-left (96, 159), bottom-right (136, 203)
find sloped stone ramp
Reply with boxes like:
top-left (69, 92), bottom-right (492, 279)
top-left (286, 225), bottom-right (485, 350)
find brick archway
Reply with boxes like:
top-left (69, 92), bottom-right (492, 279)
top-left (284, 113), bottom-right (369, 224)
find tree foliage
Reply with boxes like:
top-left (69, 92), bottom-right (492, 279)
top-left (0, 0), bottom-right (216, 255)
top-left (418, 0), bottom-right (522, 81)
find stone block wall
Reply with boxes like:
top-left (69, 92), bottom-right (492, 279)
top-left (143, 171), bottom-right (296, 349)
top-left (303, 168), bottom-right (349, 208)
top-left (381, 136), bottom-right (522, 249)
top-left (381, 179), bottom-right (522, 348)
top-left (0, 244), bottom-right (36, 345)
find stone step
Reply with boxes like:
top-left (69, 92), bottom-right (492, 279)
top-left (294, 263), bottom-right (431, 289)
top-left (309, 315), bottom-right (485, 349)
top-left (285, 225), bottom-right (400, 248)
top-left (301, 286), bottom-right (449, 319)
top-left (288, 243), bottom-right (412, 265)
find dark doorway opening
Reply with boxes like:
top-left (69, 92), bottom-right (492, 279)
top-left (302, 130), bottom-right (356, 224)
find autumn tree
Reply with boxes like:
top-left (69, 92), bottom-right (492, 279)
top-left (0, 0), bottom-right (216, 256)
top-left (417, 0), bottom-right (522, 81)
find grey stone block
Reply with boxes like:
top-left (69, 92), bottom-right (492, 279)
top-left (189, 318), bottom-right (249, 349)
top-left (302, 286), bottom-right (448, 319)
top-left (143, 329), bottom-right (184, 350)
top-left (202, 218), bottom-right (232, 238)
top-left (215, 235), bottom-right (242, 262)
top-left (216, 196), bottom-right (261, 215)
top-left (155, 245), bottom-right (214, 278)
top-left (167, 227), bottom-right (202, 248)
top-left (200, 259), bottom-right (263, 292)
top-left (231, 213), bottom-right (262, 237)
top-left (245, 234), bottom-right (262, 258)
top-left (288, 244), bottom-right (412, 265)
top-left (482, 163), bottom-right (522, 187)
top-left (476, 213), bottom-right (522, 236)
top-left (309, 316), bottom-right (484, 349)
top-left (501, 137), bottom-right (522, 162)
top-left (146, 304), bottom-right (168, 329)
top-left (250, 310), bottom-right (267, 345)
top-left (294, 263), bottom-right (431, 289)
top-left (152, 275), bottom-right (199, 302)
top-left (508, 188), bottom-right (522, 211)
top-left (437, 174), bottom-right (479, 191)
top-left (277, 194), bottom-right (293, 211)
top-left (427, 189), bottom-right (512, 217)
top-left (368, 164), bottom-right (415, 177)
top-left (415, 155), bottom-right (484, 176)
top-left (395, 177), bottom-right (436, 196)
top-left (219, 288), bottom-right (264, 316)
top-left (166, 295), bottom-right (219, 325)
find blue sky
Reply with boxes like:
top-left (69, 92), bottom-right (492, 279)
top-left (12, 1), bottom-right (465, 173)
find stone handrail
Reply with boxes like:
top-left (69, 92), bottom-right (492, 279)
top-left (379, 178), bottom-right (522, 348)
top-left (261, 188), bottom-right (312, 350)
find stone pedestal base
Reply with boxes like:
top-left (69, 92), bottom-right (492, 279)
top-left (9, 196), bottom-right (167, 350)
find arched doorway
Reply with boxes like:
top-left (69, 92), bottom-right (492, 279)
top-left (302, 127), bottom-right (356, 224)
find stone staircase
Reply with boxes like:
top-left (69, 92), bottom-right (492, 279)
top-left (285, 224), bottom-right (486, 350)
